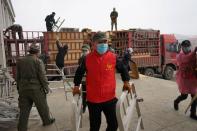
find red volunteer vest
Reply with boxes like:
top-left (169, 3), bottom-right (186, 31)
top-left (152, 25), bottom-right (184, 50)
top-left (86, 51), bottom-right (116, 103)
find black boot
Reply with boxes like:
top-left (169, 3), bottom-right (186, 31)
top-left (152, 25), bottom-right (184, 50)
top-left (174, 94), bottom-right (188, 111)
top-left (190, 96), bottom-right (197, 120)
top-left (43, 118), bottom-right (55, 126)
top-left (190, 114), bottom-right (197, 120)
top-left (174, 100), bottom-right (179, 111)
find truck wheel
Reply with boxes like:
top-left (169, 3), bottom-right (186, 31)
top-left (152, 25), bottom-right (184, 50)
top-left (163, 66), bottom-right (174, 80)
top-left (144, 68), bottom-right (154, 77)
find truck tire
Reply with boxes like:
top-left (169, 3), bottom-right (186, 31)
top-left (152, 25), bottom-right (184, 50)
top-left (163, 66), bottom-right (174, 80)
top-left (144, 68), bottom-right (154, 77)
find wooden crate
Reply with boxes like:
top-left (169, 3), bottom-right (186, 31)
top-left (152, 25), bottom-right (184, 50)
top-left (45, 32), bottom-right (85, 40)
top-left (132, 56), bottom-right (160, 67)
top-left (44, 32), bottom-right (88, 65)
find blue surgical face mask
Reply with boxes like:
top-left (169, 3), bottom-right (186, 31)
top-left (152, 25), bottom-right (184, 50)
top-left (182, 46), bottom-right (191, 53)
top-left (96, 43), bottom-right (108, 54)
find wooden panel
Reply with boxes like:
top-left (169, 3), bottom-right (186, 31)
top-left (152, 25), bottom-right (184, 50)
top-left (76, 43), bottom-right (80, 49)
top-left (49, 54), bottom-right (56, 62)
top-left (64, 60), bottom-right (78, 64)
top-left (71, 33), bottom-right (75, 39)
top-left (48, 44), bottom-right (53, 51)
top-left (75, 33), bottom-right (79, 39)
top-left (72, 53), bottom-right (76, 59)
top-left (62, 33), bottom-right (66, 39)
top-left (76, 53), bottom-right (80, 60)
top-left (71, 43), bottom-right (74, 50)
top-left (48, 33), bottom-right (53, 40)
top-left (79, 33), bottom-right (83, 39)
top-left (67, 54), bottom-right (71, 60)
top-left (132, 56), bottom-right (160, 67)
top-left (46, 32), bottom-right (84, 65)
top-left (67, 33), bottom-right (71, 39)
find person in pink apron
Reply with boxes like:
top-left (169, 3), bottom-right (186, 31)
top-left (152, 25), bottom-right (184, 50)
top-left (174, 40), bottom-right (197, 120)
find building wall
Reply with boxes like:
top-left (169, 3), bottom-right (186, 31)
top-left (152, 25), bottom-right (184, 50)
top-left (0, 0), bottom-right (15, 67)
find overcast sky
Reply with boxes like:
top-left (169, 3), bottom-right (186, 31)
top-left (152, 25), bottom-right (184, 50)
top-left (12, 0), bottom-right (197, 35)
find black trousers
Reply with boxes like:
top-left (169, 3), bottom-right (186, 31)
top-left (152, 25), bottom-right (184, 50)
top-left (111, 21), bottom-right (117, 31)
top-left (175, 93), bottom-right (196, 114)
top-left (46, 23), bottom-right (53, 31)
top-left (87, 98), bottom-right (118, 131)
top-left (82, 81), bottom-right (87, 110)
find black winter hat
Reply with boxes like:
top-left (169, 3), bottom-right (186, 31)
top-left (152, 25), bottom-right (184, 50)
top-left (181, 40), bottom-right (191, 47)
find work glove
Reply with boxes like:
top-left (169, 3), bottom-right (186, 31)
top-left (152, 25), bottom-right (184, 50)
top-left (44, 87), bottom-right (51, 94)
top-left (123, 81), bottom-right (132, 93)
top-left (72, 86), bottom-right (81, 96)
top-left (44, 88), bottom-right (49, 94)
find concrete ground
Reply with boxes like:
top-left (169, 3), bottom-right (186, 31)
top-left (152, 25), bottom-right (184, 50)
top-left (4, 75), bottom-right (197, 131)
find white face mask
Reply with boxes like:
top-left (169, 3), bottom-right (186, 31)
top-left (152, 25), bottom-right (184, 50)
top-left (82, 50), bottom-right (89, 56)
top-left (182, 46), bottom-right (191, 53)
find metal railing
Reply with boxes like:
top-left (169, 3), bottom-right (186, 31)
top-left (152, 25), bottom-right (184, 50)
top-left (4, 31), bottom-right (44, 40)
top-left (46, 64), bottom-right (78, 81)
top-left (46, 64), bottom-right (63, 79)
top-left (71, 85), bottom-right (83, 131)
top-left (116, 82), bottom-right (144, 131)
top-left (0, 68), bottom-right (14, 98)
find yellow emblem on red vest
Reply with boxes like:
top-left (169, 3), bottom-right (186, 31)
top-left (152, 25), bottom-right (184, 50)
top-left (106, 63), bottom-right (113, 71)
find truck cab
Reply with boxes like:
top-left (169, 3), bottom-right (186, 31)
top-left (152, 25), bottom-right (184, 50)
top-left (160, 34), bottom-right (180, 80)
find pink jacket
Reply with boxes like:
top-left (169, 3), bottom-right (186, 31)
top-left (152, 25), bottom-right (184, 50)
top-left (176, 51), bottom-right (197, 94)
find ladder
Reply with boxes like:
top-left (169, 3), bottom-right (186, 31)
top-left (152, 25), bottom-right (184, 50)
top-left (46, 64), bottom-right (79, 100)
top-left (62, 65), bottom-right (79, 100)
top-left (116, 81), bottom-right (144, 131)
top-left (46, 64), bottom-right (63, 82)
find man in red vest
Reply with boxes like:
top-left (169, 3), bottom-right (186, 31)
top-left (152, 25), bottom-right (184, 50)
top-left (73, 32), bottom-right (131, 131)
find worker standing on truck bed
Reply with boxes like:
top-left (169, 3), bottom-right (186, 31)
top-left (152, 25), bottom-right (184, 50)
top-left (45, 12), bottom-right (56, 31)
top-left (73, 32), bottom-right (131, 131)
top-left (110, 8), bottom-right (118, 31)
top-left (4, 24), bottom-right (23, 39)
top-left (174, 40), bottom-right (197, 120)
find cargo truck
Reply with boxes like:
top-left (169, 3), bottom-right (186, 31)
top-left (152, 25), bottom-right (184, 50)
top-left (4, 29), bottom-right (179, 80)
top-left (110, 29), bottom-right (179, 80)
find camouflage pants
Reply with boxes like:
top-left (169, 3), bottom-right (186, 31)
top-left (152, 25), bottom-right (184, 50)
top-left (17, 89), bottom-right (51, 131)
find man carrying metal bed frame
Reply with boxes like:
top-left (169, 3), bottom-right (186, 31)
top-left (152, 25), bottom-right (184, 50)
top-left (72, 32), bottom-right (131, 131)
